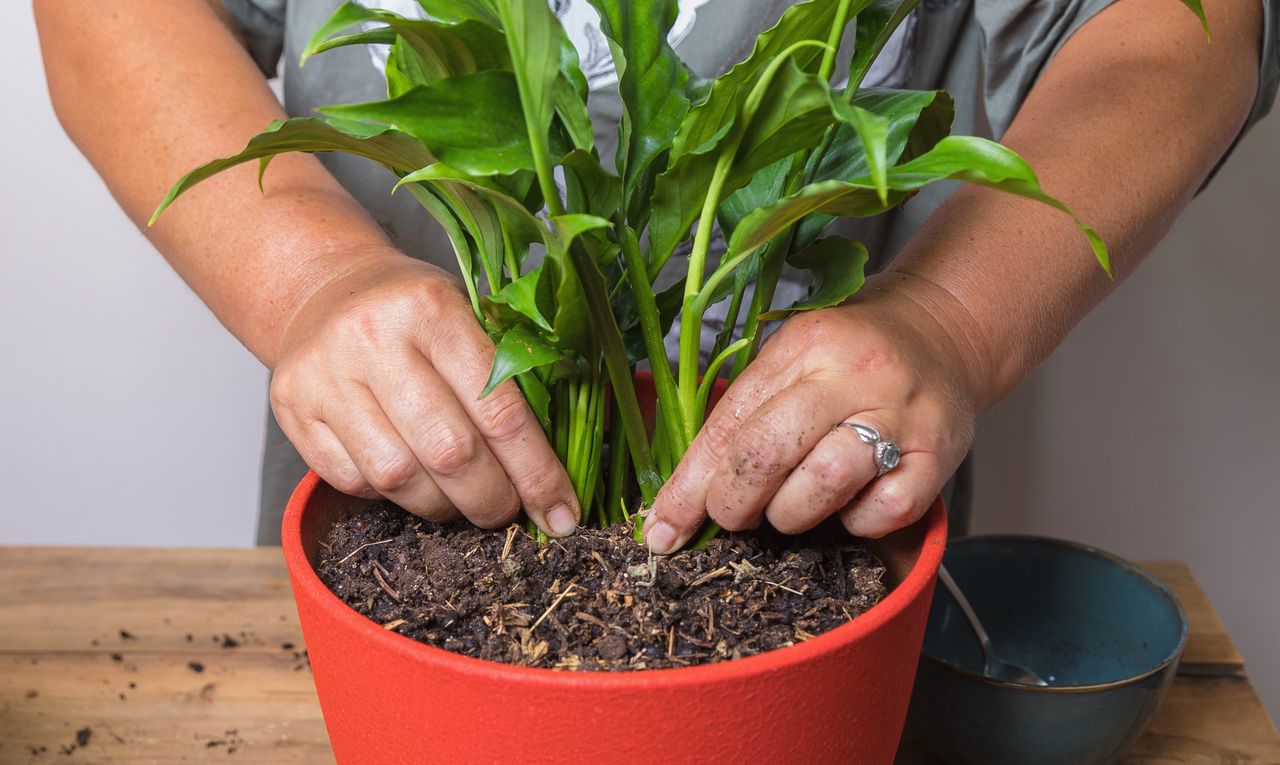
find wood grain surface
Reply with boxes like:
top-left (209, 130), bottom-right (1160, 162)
top-left (0, 547), bottom-right (1274, 764)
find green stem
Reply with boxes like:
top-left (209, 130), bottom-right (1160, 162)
top-left (528, 130), bottom-right (564, 218)
top-left (617, 225), bottom-right (687, 459)
top-left (566, 377), bottom-right (586, 502)
top-left (676, 40), bottom-right (832, 444)
top-left (695, 336), bottom-right (753, 424)
top-left (502, 226), bottom-right (520, 281)
top-left (553, 385), bottom-right (570, 464)
top-left (604, 395), bottom-right (630, 524)
top-left (729, 228), bottom-right (796, 379)
top-left (819, 0), bottom-right (852, 81)
top-left (569, 242), bottom-right (663, 505)
top-left (691, 520), bottom-right (722, 550)
top-left (711, 275), bottom-right (748, 361)
top-left (587, 377), bottom-right (605, 521)
top-left (722, 8), bottom-right (854, 378)
top-left (676, 147), bottom-right (736, 444)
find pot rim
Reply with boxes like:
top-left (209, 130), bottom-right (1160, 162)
top-left (920, 534), bottom-right (1189, 694)
top-left (283, 470), bottom-right (947, 688)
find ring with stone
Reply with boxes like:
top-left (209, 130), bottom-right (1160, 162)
top-left (838, 422), bottom-right (901, 477)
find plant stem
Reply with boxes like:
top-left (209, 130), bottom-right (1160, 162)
top-left (711, 273), bottom-right (748, 360)
top-left (729, 227), bottom-right (795, 379)
top-left (676, 40), bottom-right (831, 445)
top-left (604, 395), bottom-right (630, 524)
top-left (527, 130), bottom-right (564, 218)
top-left (819, 0), bottom-right (853, 80)
top-left (677, 144), bottom-right (738, 445)
top-left (502, 226), bottom-right (519, 281)
top-left (618, 225), bottom-right (687, 459)
top-left (696, 336), bottom-right (753, 418)
top-left (726, 0), bottom-right (856, 379)
top-left (569, 242), bottom-right (663, 505)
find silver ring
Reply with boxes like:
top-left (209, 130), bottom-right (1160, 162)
top-left (838, 422), bottom-right (901, 476)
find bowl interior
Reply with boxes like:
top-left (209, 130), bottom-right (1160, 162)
top-left (924, 537), bottom-right (1186, 687)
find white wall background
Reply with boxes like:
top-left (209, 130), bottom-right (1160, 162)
top-left (4, 2), bottom-right (1277, 716)
top-left (1, 4), bottom-right (267, 547)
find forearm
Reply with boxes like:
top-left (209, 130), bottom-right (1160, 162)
top-left (886, 0), bottom-right (1261, 410)
top-left (35, 0), bottom-right (404, 368)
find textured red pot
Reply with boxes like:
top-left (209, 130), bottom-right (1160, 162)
top-left (282, 379), bottom-right (947, 764)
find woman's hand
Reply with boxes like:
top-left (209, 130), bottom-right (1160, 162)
top-left (644, 273), bottom-right (986, 552)
top-left (270, 252), bottom-right (581, 537)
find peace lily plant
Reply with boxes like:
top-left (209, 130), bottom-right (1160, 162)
top-left (152, 0), bottom-right (1205, 545)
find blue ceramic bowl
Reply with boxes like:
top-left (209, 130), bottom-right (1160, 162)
top-left (907, 536), bottom-right (1188, 765)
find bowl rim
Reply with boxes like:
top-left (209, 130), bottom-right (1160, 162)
top-left (920, 534), bottom-right (1189, 694)
top-left (282, 470), bottom-right (947, 688)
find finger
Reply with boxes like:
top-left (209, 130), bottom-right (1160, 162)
top-left (419, 313), bottom-right (580, 537)
top-left (763, 414), bottom-right (895, 534)
top-left (296, 420), bottom-right (380, 500)
top-left (271, 396), bottom-right (379, 500)
top-left (318, 385), bottom-right (460, 523)
top-left (839, 451), bottom-right (944, 538)
top-left (644, 354), bottom-right (799, 554)
top-left (359, 353), bottom-right (520, 530)
top-left (705, 380), bottom-right (864, 533)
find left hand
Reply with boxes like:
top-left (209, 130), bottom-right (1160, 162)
top-left (644, 274), bottom-right (984, 553)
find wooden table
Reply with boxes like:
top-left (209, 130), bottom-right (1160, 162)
top-left (1, 549), bottom-right (1276, 764)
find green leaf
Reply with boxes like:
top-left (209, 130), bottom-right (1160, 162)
top-left (758, 237), bottom-right (868, 320)
top-left (495, 0), bottom-right (562, 142)
top-left (304, 28), bottom-right (397, 65)
top-left (796, 87), bottom-right (952, 246)
top-left (396, 163), bottom-right (543, 228)
top-left (300, 1), bottom-right (387, 66)
top-left (838, 104), bottom-right (888, 202)
top-left (1177, 0), bottom-right (1211, 41)
top-left (546, 214), bottom-right (613, 354)
top-left (396, 164), bottom-right (612, 355)
top-left (585, 0), bottom-right (691, 216)
top-left (619, 278), bottom-right (684, 364)
top-left (516, 371), bottom-right (552, 427)
top-left (554, 76), bottom-right (596, 152)
top-left (811, 89), bottom-right (953, 183)
top-left (149, 118), bottom-right (432, 225)
top-left (483, 323), bottom-right (568, 396)
top-left (549, 214), bottom-right (613, 250)
top-left (483, 264), bottom-right (555, 333)
top-left (319, 71), bottom-right (535, 175)
top-left (669, 0), bottom-right (845, 163)
top-left (396, 163), bottom-right (546, 292)
top-left (718, 156), bottom-right (793, 238)
top-left (399, 183), bottom-right (484, 320)
top-left (729, 135), bottom-right (1110, 274)
top-left (848, 1), bottom-right (920, 93)
top-left (302, 3), bottom-right (510, 75)
top-left (412, 0), bottom-right (501, 26)
top-left (562, 150), bottom-right (622, 220)
top-left (649, 58), bottom-right (860, 269)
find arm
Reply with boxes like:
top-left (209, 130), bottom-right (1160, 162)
top-left (35, 0), bottom-right (580, 536)
top-left (645, 0), bottom-right (1262, 552)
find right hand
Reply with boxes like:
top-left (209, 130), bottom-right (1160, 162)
top-left (270, 251), bottom-right (580, 537)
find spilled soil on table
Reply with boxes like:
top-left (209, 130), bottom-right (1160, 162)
top-left (316, 501), bottom-right (888, 671)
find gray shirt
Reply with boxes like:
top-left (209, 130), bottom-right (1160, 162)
top-left (225, 0), bottom-right (1280, 544)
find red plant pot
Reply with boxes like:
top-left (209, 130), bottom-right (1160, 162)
top-left (282, 378), bottom-right (947, 764)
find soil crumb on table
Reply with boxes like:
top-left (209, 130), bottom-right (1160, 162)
top-left (317, 502), bottom-right (888, 671)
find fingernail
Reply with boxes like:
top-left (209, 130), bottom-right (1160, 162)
top-left (646, 521), bottom-right (678, 554)
top-left (547, 504), bottom-right (578, 537)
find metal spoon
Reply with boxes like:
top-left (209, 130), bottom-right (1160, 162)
top-left (937, 564), bottom-right (1049, 686)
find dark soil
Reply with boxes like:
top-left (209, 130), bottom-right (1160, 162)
top-left (316, 501), bottom-right (888, 671)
